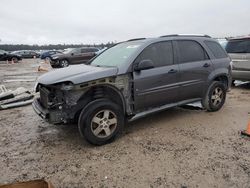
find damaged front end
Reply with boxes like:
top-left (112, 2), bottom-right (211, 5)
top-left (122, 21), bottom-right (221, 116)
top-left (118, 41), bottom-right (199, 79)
top-left (33, 81), bottom-right (87, 124)
top-left (33, 74), bottom-right (132, 124)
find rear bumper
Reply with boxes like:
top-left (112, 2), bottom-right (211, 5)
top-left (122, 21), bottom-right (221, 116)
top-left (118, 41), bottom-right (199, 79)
top-left (232, 70), bottom-right (250, 81)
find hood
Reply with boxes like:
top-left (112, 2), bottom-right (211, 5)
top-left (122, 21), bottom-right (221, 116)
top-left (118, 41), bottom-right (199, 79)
top-left (51, 53), bottom-right (66, 59)
top-left (38, 64), bottom-right (118, 85)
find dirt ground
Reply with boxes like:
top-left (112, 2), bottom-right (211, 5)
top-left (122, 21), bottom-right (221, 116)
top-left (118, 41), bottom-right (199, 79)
top-left (0, 59), bottom-right (249, 188)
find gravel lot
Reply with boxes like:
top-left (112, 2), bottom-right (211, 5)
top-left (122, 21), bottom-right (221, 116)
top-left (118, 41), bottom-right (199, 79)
top-left (0, 59), bottom-right (250, 188)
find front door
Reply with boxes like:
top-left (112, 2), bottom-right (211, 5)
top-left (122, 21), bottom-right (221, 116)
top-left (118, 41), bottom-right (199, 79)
top-left (133, 41), bottom-right (180, 111)
top-left (69, 48), bottom-right (81, 64)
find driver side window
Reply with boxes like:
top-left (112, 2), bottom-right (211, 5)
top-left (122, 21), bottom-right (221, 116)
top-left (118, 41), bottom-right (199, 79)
top-left (73, 49), bottom-right (81, 55)
top-left (136, 41), bottom-right (174, 68)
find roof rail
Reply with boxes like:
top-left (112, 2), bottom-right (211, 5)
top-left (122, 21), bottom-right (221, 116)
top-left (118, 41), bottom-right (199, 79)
top-left (160, 34), bottom-right (179, 38)
top-left (127, 38), bottom-right (146, 42)
top-left (160, 34), bottom-right (211, 38)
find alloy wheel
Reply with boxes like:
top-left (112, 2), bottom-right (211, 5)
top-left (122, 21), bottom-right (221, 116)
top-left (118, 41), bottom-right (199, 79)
top-left (211, 87), bottom-right (224, 106)
top-left (91, 110), bottom-right (117, 138)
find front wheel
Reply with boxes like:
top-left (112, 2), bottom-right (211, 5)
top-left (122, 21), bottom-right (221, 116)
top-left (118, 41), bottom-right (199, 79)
top-left (59, 59), bottom-right (69, 68)
top-left (78, 99), bottom-right (124, 145)
top-left (202, 81), bottom-right (226, 112)
top-left (45, 57), bottom-right (51, 62)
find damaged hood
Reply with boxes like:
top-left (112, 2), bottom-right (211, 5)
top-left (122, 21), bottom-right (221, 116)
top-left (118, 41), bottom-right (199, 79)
top-left (38, 64), bottom-right (118, 85)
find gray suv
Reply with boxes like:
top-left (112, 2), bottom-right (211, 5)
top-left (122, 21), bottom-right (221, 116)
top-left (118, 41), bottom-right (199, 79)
top-left (225, 36), bottom-right (250, 82)
top-left (33, 35), bottom-right (232, 145)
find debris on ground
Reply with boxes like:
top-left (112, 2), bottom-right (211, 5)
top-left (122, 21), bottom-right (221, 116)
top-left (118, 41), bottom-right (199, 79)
top-left (38, 60), bottom-right (52, 72)
top-left (0, 85), bottom-right (34, 110)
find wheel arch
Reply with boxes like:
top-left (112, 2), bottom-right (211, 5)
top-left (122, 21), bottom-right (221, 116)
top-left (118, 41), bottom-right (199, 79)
top-left (74, 84), bottom-right (126, 121)
top-left (208, 67), bottom-right (230, 90)
top-left (210, 74), bottom-right (229, 89)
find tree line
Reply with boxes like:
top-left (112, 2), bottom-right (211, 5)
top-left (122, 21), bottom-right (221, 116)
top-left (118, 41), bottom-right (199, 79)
top-left (0, 42), bottom-right (116, 52)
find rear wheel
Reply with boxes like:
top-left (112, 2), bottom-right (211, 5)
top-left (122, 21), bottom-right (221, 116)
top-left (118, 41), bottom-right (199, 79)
top-left (202, 81), bottom-right (226, 112)
top-left (78, 99), bottom-right (124, 145)
top-left (59, 59), bottom-right (69, 68)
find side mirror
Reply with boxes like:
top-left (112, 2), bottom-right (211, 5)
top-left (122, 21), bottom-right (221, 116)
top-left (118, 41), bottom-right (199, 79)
top-left (71, 53), bottom-right (74, 56)
top-left (134, 59), bottom-right (154, 71)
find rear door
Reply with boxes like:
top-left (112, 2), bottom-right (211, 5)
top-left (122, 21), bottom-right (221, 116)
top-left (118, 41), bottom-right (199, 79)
top-left (133, 41), bottom-right (180, 111)
top-left (78, 48), bottom-right (96, 64)
top-left (174, 40), bottom-right (213, 100)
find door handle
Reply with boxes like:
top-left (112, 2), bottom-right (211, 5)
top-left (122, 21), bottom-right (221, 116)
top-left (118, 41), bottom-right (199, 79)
top-left (203, 63), bottom-right (210, 68)
top-left (168, 69), bottom-right (178, 74)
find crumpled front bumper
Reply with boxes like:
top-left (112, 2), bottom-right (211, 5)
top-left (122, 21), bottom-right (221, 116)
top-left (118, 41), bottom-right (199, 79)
top-left (32, 98), bottom-right (49, 120)
top-left (32, 98), bottom-right (67, 124)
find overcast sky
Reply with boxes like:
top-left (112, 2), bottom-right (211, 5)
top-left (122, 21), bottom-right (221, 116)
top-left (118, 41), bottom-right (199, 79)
top-left (0, 0), bottom-right (249, 45)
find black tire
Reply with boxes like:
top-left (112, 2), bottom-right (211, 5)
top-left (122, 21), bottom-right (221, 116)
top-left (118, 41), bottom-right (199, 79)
top-left (232, 80), bottom-right (236, 86)
top-left (78, 99), bottom-right (124, 145)
top-left (51, 64), bottom-right (57, 68)
top-left (45, 57), bottom-right (51, 62)
top-left (202, 81), bottom-right (226, 112)
top-left (59, 59), bottom-right (69, 68)
top-left (11, 57), bottom-right (18, 63)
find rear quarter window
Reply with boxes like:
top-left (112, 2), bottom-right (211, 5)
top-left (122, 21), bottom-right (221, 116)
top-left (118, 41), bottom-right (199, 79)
top-left (205, 41), bottom-right (228, 58)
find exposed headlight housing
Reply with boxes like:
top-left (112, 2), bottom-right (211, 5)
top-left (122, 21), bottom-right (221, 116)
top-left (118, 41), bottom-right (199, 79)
top-left (61, 82), bottom-right (74, 91)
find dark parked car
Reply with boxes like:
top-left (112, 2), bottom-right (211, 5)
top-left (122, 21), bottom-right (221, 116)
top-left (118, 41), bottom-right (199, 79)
top-left (40, 50), bottom-right (62, 61)
top-left (0, 50), bottom-right (22, 63)
top-left (50, 47), bottom-right (99, 68)
top-left (225, 36), bottom-right (250, 82)
top-left (12, 50), bottom-right (40, 58)
top-left (33, 35), bottom-right (232, 145)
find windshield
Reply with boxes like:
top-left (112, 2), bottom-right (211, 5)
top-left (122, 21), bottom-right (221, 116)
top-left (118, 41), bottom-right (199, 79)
top-left (0, 50), bottom-right (7, 54)
top-left (91, 41), bottom-right (143, 67)
top-left (225, 39), bottom-right (250, 53)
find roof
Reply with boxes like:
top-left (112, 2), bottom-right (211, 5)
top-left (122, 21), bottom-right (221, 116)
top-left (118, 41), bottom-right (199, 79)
top-left (227, 35), bottom-right (250, 41)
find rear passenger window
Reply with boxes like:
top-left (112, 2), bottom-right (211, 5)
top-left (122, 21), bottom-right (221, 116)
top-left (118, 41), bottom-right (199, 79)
top-left (205, 41), bottom-right (228, 58)
top-left (176, 40), bottom-right (209, 63)
top-left (81, 49), bottom-right (87, 53)
top-left (138, 41), bottom-right (174, 67)
top-left (89, 48), bottom-right (98, 52)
